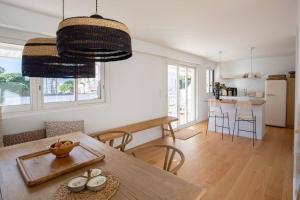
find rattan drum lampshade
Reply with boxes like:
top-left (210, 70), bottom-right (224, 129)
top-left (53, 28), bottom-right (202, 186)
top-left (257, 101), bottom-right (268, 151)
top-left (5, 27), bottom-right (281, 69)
top-left (56, 0), bottom-right (132, 62)
top-left (22, 38), bottom-right (96, 78)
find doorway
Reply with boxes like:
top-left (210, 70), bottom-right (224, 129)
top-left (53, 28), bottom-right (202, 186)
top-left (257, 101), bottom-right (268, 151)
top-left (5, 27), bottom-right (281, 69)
top-left (168, 64), bottom-right (196, 128)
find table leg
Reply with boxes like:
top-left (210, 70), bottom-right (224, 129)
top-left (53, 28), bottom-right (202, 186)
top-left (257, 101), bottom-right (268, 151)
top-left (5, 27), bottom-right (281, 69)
top-left (161, 125), bottom-right (165, 138)
top-left (168, 123), bottom-right (176, 142)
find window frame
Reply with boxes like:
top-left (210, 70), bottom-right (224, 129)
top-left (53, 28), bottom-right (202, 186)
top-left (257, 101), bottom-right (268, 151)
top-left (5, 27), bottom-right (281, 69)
top-left (41, 63), bottom-right (105, 110)
top-left (206, 69), bottom-right (215, 93)
top-left (0, 42), bottom-right (106, 114)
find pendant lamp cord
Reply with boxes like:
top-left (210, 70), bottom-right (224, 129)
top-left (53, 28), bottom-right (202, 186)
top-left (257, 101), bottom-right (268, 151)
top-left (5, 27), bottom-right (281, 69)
top-left (250, 47), bottom-right (254, 74)
top-left (62, 0), bottom-right (65, 20)
top-left (96, 0), bottom-right (98, 14)
top-left (219, 50), bottom-right (222, 68)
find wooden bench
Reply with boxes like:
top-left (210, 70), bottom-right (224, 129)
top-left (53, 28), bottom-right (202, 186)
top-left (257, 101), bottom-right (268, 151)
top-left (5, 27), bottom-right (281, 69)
top-left (90, 116), bottom-right (178, 142)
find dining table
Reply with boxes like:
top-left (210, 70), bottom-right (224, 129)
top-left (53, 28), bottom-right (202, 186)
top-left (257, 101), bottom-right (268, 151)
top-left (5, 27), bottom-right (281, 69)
top-left (0, 132), bottom-right (204, 200)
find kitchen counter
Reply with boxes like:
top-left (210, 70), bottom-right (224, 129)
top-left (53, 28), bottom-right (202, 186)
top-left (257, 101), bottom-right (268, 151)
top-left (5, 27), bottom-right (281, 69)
top-left (218, 99), bottom-right (266, 106)
top-left (206, 98), bottom-right (266, 140)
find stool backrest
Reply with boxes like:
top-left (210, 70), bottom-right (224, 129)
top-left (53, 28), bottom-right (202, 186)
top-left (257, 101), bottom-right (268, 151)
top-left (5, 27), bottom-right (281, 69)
top-left (236, 100), bottom-right (253, 115)
top-left (208, 99), bottom-right (222, 113)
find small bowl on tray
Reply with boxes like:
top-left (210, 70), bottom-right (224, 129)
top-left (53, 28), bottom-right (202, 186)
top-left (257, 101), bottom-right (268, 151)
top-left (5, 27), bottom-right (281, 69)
top-left (67, 176), bottom-right (88, 192)
top-left (67, 168), bottom-right (107, 193)
top-left (49, 140), bottom-right (77, 158)
top-left (86, 176), bottom-right (107, 191)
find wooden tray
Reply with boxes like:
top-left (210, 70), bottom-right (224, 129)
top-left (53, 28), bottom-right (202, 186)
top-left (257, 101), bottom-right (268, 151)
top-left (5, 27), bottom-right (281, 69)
top-left (16, 142), bottom-right (105, 186)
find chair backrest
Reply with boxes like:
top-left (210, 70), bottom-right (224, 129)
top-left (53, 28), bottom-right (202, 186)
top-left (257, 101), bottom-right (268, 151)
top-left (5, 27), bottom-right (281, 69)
top-left (3, 129), bottom-right (46, 147)
top-left (208, 99), bottom-right (222, 113)
top-left (132, 144), bottom-right (185, 175)
top-left (97, 131), bottom-right (133, 152)
top-left (236, 100), bottom-right (253, 115)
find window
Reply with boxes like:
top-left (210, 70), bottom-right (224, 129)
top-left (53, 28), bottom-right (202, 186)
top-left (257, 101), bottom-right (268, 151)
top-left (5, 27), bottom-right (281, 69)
top-left (0, 42), bottom-right (105, 112)
top-left (43, 63), bottom-right (104, 103)
top-left (0, 43), bottom-right (30, 106)
top-left (206, 69), bottom-right (214, 93)
top-left (168, 64), bottom-right (196, 127)
top-left (43, 78), bottom-right (75, 103)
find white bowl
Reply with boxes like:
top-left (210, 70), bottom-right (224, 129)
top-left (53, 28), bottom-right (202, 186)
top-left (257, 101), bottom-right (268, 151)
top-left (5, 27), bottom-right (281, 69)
top-left (86, 176), bottom-right (107, 191)
top-left (83, 168), bottom-right (102, 178)
top-left (67, 177), bottom-right (88, 192)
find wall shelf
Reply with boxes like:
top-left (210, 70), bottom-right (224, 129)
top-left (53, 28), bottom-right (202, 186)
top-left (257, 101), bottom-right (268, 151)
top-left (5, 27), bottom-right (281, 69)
top-left (220, 75), bottom-right (263, 80)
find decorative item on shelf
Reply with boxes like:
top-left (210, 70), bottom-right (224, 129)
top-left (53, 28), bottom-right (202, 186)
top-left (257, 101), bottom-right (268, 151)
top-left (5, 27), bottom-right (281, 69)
top-left (55, 170), bottom-right (119, 200)
top-left (56, 0), bottom-right (132, 62)
top-left (49, 139), bottom-right (77, 158)
top-left (213, 82), bottom-right (226, 100)
top-left (22, 38), bottom-right (96, 78)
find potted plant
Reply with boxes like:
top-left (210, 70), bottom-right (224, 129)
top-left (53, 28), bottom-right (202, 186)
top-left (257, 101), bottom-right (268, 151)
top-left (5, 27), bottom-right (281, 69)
top-left (213, 82), bottom-right (226, 100)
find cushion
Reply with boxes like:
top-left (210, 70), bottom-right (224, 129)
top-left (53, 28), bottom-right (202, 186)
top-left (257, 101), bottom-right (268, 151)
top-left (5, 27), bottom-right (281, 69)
top-left (45, 120), bottom-right (84, 137)
top-left (3, 129), bottom-right (46, 147)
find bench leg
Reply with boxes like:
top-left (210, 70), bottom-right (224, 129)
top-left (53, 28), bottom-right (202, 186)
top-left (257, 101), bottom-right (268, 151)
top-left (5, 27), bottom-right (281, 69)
top-left (161, 125), bottom-right (165, 138)
top-left (168, 123), bottom-right (176, 142)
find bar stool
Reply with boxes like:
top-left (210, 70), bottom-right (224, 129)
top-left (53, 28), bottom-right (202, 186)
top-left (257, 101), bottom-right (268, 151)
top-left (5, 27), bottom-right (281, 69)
top-left (232, 100), bottom-right (257, 146)
top-left (206, 99), bottom-right (231, 140)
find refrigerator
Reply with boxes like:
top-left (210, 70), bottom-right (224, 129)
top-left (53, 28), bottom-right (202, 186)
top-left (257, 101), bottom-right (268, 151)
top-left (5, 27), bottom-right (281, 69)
top-left (265, 80), bottom-right (287, 127)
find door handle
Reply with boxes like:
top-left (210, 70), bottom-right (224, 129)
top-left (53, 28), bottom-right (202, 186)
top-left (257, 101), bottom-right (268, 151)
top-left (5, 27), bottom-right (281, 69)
top-left (267, 94), bottom-right (275, 96)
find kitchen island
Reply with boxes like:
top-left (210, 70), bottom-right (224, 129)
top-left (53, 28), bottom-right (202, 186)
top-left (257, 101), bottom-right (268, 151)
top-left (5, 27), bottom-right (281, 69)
top-left (207, 98), bottom-right (266, 140)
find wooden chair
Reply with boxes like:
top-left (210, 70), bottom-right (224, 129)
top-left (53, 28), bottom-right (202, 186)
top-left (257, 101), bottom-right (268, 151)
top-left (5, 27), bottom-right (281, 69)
top-left (97, 131), bottom-right (133, 152)
top-left (132, 144), bottom-right (185, 175)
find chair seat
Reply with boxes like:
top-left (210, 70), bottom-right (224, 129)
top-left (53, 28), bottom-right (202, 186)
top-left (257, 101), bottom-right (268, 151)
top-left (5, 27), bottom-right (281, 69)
top-left (209, 111), bottom-right (228, 117)
top-left (238, 114), bottom-right (255, 121)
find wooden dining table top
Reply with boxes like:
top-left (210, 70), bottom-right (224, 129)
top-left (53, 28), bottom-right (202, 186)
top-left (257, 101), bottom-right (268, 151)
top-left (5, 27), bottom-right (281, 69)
top-left (0, 132), bottom-right (204, 200)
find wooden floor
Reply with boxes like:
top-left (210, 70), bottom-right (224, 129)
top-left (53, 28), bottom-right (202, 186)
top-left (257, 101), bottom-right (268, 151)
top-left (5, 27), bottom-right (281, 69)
top-left (129, 121), bottom-right (293, 200)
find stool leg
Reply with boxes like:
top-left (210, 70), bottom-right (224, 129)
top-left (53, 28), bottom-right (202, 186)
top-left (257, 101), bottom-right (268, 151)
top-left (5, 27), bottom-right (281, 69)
top-left (254, 118), bottom-right (257, 140)
top-left (222, 114), bottom-right (224, 140)
top-left (252, 120), bottom-right (255, 147)
top-left (232, 110), bottom-right (237, 142)
top-left (237, 120), bottom-right (240, 137)
top-left (206, 117), bottom-right (210, 136)
top-left (214, 115), bottom-right (217, 133)
top-left (227, 114), bottom-right (231, 136)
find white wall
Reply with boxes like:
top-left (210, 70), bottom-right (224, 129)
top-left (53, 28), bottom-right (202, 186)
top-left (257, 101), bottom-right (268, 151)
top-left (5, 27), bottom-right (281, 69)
top-left (1, 49), bottom-right (215, 148)
top-left (294, 1), bottom-right (300, 199)
top-left (216, 55), bottom-right (295, 95)
top-left (0, 2), bottom-right (216, 148)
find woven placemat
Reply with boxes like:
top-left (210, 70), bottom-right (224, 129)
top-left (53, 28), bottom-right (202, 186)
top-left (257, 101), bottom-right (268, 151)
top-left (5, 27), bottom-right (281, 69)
top-left (54, 171), bottom-right (120, 200)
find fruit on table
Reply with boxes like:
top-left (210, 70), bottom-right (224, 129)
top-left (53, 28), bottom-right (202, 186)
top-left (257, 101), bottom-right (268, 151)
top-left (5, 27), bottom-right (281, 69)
top-left (53, 140), bottom-right (73, 149)
top-left (64, 141), bottom-right (72, 146)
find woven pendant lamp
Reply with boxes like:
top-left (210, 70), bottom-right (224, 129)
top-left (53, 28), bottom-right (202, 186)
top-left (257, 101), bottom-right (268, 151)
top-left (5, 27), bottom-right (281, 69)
top-left (56, 0), bottom-right (132, 62)
top-left (22, 38), bottom-right (95, 78)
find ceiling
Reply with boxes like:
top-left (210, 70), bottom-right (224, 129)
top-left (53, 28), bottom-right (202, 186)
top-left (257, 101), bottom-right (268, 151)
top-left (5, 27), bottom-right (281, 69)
top-left (0, 0), bottom-right (297, 61)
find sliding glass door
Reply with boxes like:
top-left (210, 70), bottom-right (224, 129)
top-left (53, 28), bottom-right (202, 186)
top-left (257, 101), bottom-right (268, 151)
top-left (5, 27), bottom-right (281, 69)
top-left (168, 64), bottom-right (196, 128)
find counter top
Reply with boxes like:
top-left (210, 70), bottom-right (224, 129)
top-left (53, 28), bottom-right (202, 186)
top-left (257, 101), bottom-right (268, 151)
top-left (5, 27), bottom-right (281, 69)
top-left (206, 99), bottom-right (266, 105)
